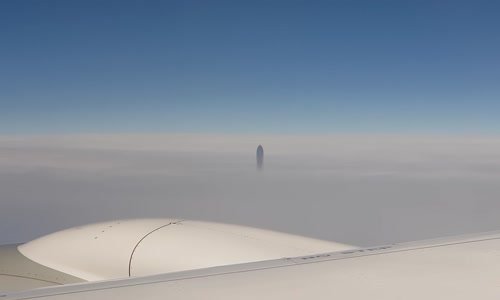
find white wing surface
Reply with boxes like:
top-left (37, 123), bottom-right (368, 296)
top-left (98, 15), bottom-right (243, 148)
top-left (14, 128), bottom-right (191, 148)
top-left (4, 230), bottom-right (500, 300)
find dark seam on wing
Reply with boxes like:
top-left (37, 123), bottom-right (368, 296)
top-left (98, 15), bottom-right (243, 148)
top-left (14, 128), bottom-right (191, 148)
top-left (0, 273), bottom-right (62, 285)
top-left (127, 220), bottom-right (183, 277)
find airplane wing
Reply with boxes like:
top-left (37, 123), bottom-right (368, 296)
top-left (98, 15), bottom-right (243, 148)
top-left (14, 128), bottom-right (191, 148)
top-left (2, 221), bottom-right (500, 299)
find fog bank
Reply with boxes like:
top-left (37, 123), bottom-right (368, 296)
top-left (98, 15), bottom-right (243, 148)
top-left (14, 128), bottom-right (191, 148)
top-left (1, 134), bottom-right (500, 246)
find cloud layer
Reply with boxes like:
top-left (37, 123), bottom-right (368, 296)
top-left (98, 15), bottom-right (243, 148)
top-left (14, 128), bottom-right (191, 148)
top-left (1, 134), bottom-right (500, 246)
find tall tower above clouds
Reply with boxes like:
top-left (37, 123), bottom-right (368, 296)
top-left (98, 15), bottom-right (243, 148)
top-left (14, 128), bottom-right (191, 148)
top-left (256, 145), bottom-right (264, 170)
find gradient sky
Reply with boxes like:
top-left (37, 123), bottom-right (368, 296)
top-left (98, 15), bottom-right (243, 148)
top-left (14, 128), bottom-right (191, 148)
top-left (1, 0), bottom-right (500, 134)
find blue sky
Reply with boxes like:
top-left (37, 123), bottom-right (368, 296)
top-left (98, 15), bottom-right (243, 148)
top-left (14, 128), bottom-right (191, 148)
top-left (1, 0), bottom-right (499, 134)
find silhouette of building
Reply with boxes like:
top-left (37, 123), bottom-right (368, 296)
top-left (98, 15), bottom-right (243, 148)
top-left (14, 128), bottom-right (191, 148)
top-left (256, 145), bottom-right (264, 170)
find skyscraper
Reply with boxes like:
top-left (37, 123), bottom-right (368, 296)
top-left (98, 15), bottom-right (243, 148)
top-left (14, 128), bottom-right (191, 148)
top-left (256, 145), bottom-right (264, 170)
